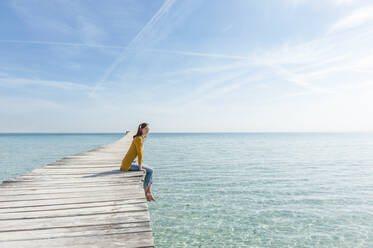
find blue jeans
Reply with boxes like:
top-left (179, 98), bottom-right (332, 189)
top-left (129, 162), bottom-right (153, 187)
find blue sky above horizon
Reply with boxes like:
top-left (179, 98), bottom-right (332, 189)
top-left (1, 0), bottom-right (372, 132)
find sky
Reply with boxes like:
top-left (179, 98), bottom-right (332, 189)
top-left (0, 0), bottom-right (373, 133)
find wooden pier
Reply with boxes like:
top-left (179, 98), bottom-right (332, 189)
top-left (0, 131), bottom-right (154, 247)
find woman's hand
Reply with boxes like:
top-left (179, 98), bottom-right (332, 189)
top-left (139, 167), bottom-right (146, 174)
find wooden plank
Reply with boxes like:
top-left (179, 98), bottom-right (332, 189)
top-left (0, 198), bottom-right (146, 212)
top-left (42, 165), bottom-right (121, 168)
top-left (2, 173), bottom-right (142, 183)
top-left (0, 196), bottom-right (144, 205)
top-left (0, 203), bottom-right (149, 221)
top-left (0, 131), bottom-right (154, 247)
top-left (14, 171), bottom-right (143, 179)
top-left (0, 186), bottom-right (142, 201)
top-left (0, 211), bottom-right (150, 231)
top-left (28, 168), bottom-right (131, 174)
top-left (0, 224), bottom-right (152, 243)
top-left (0, 184), bottom-right (140, 196)
top-left (0, 231), bottom-right (155, 248)
top-left (0, 179), bottom-right (141, 189)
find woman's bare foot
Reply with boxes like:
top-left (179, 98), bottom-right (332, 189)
top-left (145, 193), bottom-right (152, 202)
top-left (146, 192), bottom-right (155, 202)
top-left (145, 192), bottom-right (152, 202)
top-left (148, 192), bottom-right (155, 201)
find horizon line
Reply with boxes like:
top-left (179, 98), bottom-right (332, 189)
top-left (1, 131), bottom-right (372, 134)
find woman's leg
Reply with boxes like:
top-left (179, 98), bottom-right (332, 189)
top-left (128, 163), bottom-right (139, 171)
top-left (142, 164), bottom-right (155, 201)
top-left (129, 163), bottom-right (150, 200)
top-left (146, 183), bottom-right (152, 193)
top-left (142, 164), bottom-right (153, 188)
top-left (146, 183), bottom-right (155, 201)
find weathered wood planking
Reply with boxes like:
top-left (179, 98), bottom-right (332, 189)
top-left (0, 131), bottom-right (154, 248)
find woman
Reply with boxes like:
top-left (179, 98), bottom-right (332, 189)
top-left (120, 122), bottom-right (155, 202)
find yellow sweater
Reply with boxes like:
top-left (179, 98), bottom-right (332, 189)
top-left (120, 135), bottom-right (143, 171)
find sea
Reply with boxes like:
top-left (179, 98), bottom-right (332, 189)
top-left (1, 132), bottom-right (372, 247)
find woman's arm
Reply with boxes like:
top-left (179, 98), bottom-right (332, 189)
top-left (134, 137), bottom-right (144, 170)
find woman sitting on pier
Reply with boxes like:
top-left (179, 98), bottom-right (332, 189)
top-left (120, 122), bottom-right (155, 202)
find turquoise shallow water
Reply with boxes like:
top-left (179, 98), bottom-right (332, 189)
top-left (0, 133), bottom-right (123, 183)
top-left (144, 133), bottom-right (373, 248)
top-left (1, 133), bottom-right (373, 247)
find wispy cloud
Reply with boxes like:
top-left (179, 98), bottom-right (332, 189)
top-left (3, 0), bottom-right (373, 132)
top-left (160, 67), bottom-right (253, 106)
top-left (330, 5), bottom-right (373, 32)
top-left (11, 0), bottom-right (106, 43)
top-left (89, 0), bottom-right (177, 97)
top-left (147, 48), bottom-right (249, 60)
top-left (11, 0), bottom-right (74, 35)
top-left (288, 0), bottom-right (358, 5)
top-left (329, 0), bottom-right (357, 4)
top-left (0, 39), bottom-right (251, 60)
top-left (0, 39), bottom-right (124, 49)
top-left (3, 95), bottom-right (64, 108)
top-left (0, 77), bottom-right (103, 91)
top-left (162, 7), bottom-right (373, 108)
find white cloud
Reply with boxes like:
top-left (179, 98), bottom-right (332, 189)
top-left (0, 39), bottom-right (124, 49)
top-left (147, 48), bottom-right (249, 60)
top-left (0, 77), bottom-right (104, 91)
top-left (288, 0), bottom-right (358, 5)
top-left (330, 6), bottom-right (373, 32)
top-left (329, 0), bottom-right (358, 5)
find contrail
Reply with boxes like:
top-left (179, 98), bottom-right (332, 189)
top-left (0, 39), bottom-right (249, 60)
top-left (0, 39), bottom-right (124, 49)
top-left (147, 48), bottom-right (250, 60)
top-left (89, 0), bottom-right (176, 97)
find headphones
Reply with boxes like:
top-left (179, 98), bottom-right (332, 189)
top-left (138, 123), bottom-right (148, 132)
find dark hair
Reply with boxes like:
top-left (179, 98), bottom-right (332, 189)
top-left (133, 122), bottom-right (149, 138)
